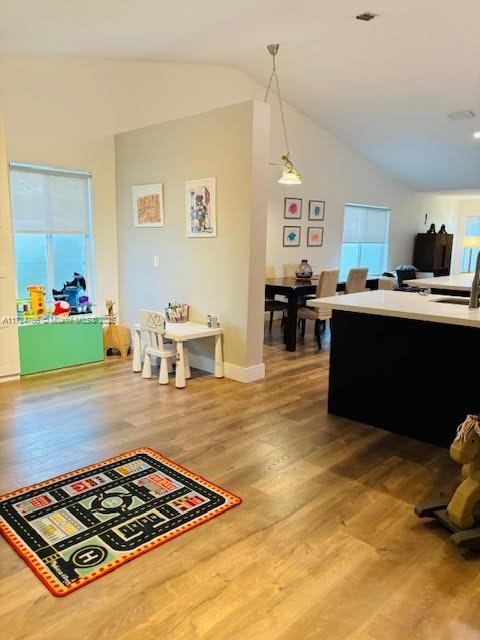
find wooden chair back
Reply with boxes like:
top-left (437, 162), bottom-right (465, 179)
top-left (139, 309), bottom-right (166, 350)
top-left (316, 269), bottom-right (339, 298)
top-left (346, 268), bottom-right (368, 294)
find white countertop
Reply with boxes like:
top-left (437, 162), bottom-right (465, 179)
top-left (307, 290), bottom-right (480, 328)
top-left (404, 273), bottom-right (474, 291)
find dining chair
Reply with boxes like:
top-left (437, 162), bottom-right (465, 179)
top-left (283, 263), bottom-right (298, 277)
top-left (378, 277), bottom-right (395, 290)
top-left (265, 265), bottom-right (286, 331)
top-left (345, 267), bottom-right (368, 294)
top-left (139, 309), bottom-right (175, 385)
top-left (396, 267), bottom-right (417, 287)
top-left (297, 268), bottom-right (339, 349)
top-left (265, 264), bottom-right (276, 279)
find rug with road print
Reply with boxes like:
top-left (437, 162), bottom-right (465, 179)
top-left (0, 447), bottom-right (241, 596)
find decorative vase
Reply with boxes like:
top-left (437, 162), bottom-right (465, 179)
top-left (295, 259), bottom-right (313, 280)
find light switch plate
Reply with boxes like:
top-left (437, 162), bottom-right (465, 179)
top-left (153, 256), bottom-right (160, 268)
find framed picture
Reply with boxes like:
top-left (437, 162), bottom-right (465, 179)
top-left (284, 197), bottom-right (302, 219)
top-left (283, 226), bottom-right (301, 247)
top-left (186, 177), bottom-right (216, 237)
top-left (132, 183), bottom-right (164, 227)
top-left (308, 200), bottom-right (325, 221)
top-left (307, 226), bottom-right (324, 247)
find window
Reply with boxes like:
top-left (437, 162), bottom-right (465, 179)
top-left (461, 215), bottom-right (480, 272)
top-left (340, 204), bottom-right (390, 278)
top-left (9, 163), bottom-right (94, 301)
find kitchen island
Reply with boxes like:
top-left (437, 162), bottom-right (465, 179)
top-left (405, 272), bottom-right (473, 297)
top-left (308, 290), bottom-right (480, 447)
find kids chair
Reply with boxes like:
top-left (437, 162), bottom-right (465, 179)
top-left (139, 309), bottom-right (175, 385)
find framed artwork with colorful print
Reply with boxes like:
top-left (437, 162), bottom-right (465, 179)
top-left (307, 226), bottom-right (324, 247)
top-left (283, 226), bottom-right (301, 247)
top-left (308, 200), bottom-right (325, 221)
top-left (284, 197), bottom-right (302, 219)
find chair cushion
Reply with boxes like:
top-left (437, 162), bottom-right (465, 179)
top-left (297, 307), bottom-right (331, 321)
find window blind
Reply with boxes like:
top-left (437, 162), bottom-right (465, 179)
top-left (10, 164), bottom-right (91, 234)
top-left (342, 204), bottom-right (389, 244)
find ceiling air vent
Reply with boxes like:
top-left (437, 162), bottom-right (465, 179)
top-left (447, 110), bottom-right (477, 121)
top-left (356, 12), bottom-right (378, 21)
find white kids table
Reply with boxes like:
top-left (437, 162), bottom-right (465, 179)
top-left (132, 321), bottom-right (224, 388)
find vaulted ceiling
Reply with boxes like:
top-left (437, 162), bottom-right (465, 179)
top-left (1, 0), bottom-right (479, 191)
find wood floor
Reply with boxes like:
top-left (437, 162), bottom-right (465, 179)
top-left (0, 323), bottom-right (479, 640)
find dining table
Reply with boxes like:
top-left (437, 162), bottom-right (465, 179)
top-left (265, 275), bottom-right (380, 351)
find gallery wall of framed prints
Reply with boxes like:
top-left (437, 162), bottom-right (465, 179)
top-left (282, 197), bottom-right (325, 248)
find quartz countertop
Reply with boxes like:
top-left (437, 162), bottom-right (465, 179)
top-left (307, 290), bottom-right (480, 328)
top-left (404, 272), bottom-right (474, 291)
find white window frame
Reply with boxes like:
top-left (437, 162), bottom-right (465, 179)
top-left (9, 162), bottom-right (96, 302)
top-left (341, 203), bottom-right (391, 278)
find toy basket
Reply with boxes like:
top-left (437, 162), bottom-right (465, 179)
top-left (165, 304), bottom-right (189, 323)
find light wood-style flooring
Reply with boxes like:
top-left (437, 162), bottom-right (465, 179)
top-left (0, 323), bottom-right (479, 640)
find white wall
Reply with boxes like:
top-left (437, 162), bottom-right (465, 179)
top-left (0, 54), bottom-right (461, 316)
top-left (115, 101), bottom-right (270, 379)
top-left (265, 112), bottom-right (471, 276)
top-left (0, 55), bottom-right (263, 310)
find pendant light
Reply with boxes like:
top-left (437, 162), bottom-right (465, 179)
top-left (264, 43), bottom-right (302, 185)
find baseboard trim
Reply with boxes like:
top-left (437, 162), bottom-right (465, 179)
top-left (0, 374), bottom-right (20, 383)
top-left (223, 362), bottom-right (265, 383)
top-left (187, 354), bottom-right (265, 384)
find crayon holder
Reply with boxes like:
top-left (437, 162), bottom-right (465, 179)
top-left (165, 304), bottom-right (189, 323)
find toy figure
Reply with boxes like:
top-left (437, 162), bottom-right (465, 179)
top-left (52, 272), bottom-right (91, 314)
top-left (52, 300), bottom-right (71, 317)
top-left (27, 285), bottom-right (46, 317)
top-left (447, 415), bottom-right (480, 529)
top-left (416, 414), bottom-right (480, 549)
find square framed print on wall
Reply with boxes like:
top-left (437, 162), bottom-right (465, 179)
top-left (308, 200), bottom-right (325, 221)
top-left (186, 177), bottom-right (216, 237)
top-left (283, 226), bottom-right (301, 247)
top-left (307, 226), bottom-right (324, 247)
top-left (132, 183), bottom-right (164, 227)
top-left (284, 197), bottom-right (302, 219)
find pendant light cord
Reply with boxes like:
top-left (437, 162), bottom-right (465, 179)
top-left (264, 51), bottom-right (291, 159)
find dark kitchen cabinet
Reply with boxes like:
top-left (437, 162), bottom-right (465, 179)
top-left (413, 233), bottom-right (453, 276)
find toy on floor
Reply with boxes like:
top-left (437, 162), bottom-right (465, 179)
top-left (415, 414), bottom-right (480, 550)
top-left (103, 299), bottom-right (132, 358)
top-left (52, 272), bottom-right (92, 314)
top-left (27, 285), bottom-right (46, 317)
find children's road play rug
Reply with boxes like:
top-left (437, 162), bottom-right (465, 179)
top-left (0, 448), bottom-right (241, 596)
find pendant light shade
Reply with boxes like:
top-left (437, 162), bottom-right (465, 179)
top-left (278, 155), bottom-right (302, 185)
top-left (264, 44), bottom-right (302, 185)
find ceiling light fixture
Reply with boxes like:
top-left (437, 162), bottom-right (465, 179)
top-left (356, 12), bottom-right (379, 21)
top-left (264, 44), bottom-right (302, 185)
top-left (474, 131), bottom-right (480, 139)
